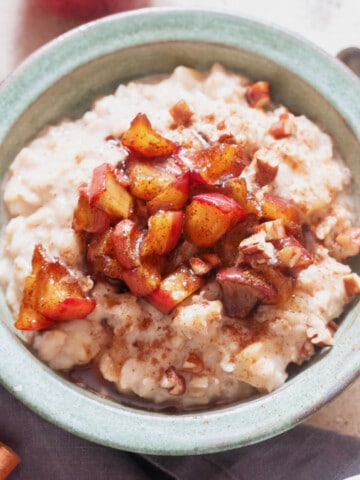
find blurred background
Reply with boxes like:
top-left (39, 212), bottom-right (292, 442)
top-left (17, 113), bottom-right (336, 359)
top-left (0, 0), bottom-right (359, 438)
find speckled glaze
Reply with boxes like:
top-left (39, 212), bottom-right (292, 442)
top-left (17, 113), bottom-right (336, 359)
top-left (0, 8), bottom-right (359, 455)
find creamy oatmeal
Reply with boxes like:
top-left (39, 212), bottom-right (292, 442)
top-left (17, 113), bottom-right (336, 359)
top-left (1, 64), bottom-right (360, 409)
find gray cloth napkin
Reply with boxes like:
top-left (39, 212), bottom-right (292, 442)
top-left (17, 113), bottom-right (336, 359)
top-left (1, 383), bottom-right (359, 480)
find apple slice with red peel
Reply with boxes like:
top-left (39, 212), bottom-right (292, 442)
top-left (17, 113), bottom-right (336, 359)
top-left (261, 194), bottom-right (300, 226)
top-left (147, 171), bottom-right (190, 214)
top-left (73, 187), bottom-right (110, 234)
top-left (146, 265), bottom-right (203, 314)
top-left (245, 81), bottom-right (270, 109)
top-left (111, 219), bottom-right (142, 270)
top-left (141, 211), bottom-right (183, 257)
top-left (35, 260), bottom-right (96, 321)
top-left (89, 163), bottom-right (133, 220)
top-left (184, 193), bottom-right (246, 247)
top-left (121, 262), bottom-right (161, 297)
top-left (121, 113), bottom-right (176, 158)
top-left (15, 244), bottom-right (96, 330)
top-left (216, 267), bottom-right (276, 317)
top-left (15, 305), bottom-right (54, 331)
top-left (87, 228), bottom-right (124, 279)
top-left (127, 160), bottom-right (175, 201)
top-left (189, 144), bottom-right (246, 185)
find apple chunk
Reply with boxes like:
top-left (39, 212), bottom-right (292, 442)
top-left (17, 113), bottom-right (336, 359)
top-left (141, 211), bottom-right (183, 257)
top-left (111, 219), bottom-right (142, 270)
top-left (121, 262), bottom-right (161, 297)
top-left (261, 194), bottom-right (300, 226)
top-left (89, 163), bottom-right (133, 220)
top-left (184, 193), bottom-right (246, 247)
top-left (121, 113), bottom-right (176, 158)
top-left (147, 171), bottom-right (190, 214)
top-left (73, 187), bottom-right (110, 233)
top-left (35, 260), bottom-right (96, 321)
top-left (146, 266), bottom-right (203, 314)
top-left (189, 144), bottom-right (245, 185)
top-left (127, 160), bottom-right (175, 201)
top-left (216, 267), bottom-right (276, 317)
top-left (15, 245), bottom-right (96, 330)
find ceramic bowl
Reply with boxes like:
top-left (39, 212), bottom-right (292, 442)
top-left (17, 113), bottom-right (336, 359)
top-left (0, 8), bottom-right (359, 455)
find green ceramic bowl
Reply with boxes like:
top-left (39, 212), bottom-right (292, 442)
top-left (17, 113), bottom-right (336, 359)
top-left (0, 8), bottom-right (359, 455)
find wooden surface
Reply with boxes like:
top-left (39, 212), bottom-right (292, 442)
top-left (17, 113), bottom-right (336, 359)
top-left (0, 0), bottom-right (359, 437)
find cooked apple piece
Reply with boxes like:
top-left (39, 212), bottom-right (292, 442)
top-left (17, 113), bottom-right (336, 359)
top-left (15, 305), bottom-right (54, 331)
top-left (35, 260), bottom-right (96, 321)
top-left (146, 265), bottom-right (203, 314)
top-left (216, 267), bottom-right (276, 317)
top-left (87, 228), bottom-right (123, 279)
top-left (276, 235), bottom-right (313, 274)
top-left (189, 144), bottom-right (246, 185)
top-left (121, 261), bottom-right (161, 297)
top-left (147, 171), bottom-right (190, 214)
top-left (73, 187), bottom-right (110, 233)
top-left (111, 219), bottom-right (142, 270)
top-left (89, 163), bottom-right (133, 220)
top-left (184, 193), bottom-right (246, 247)
top-left (121, 113), bottom-right (176, 157)
top-left (261, 194), bottom-right (300, 226)
top-left (15, 245), bottom-right (96, 329)
top-left (269, 112), bottom-right (296, 139)
top-left (141, 211), bottom-right (183, 257)
top-left (245, 81), bottom-right (270, 109)
top-left (127, 160), bottom-right (175, 201)
top-left (15, 254), bottom-right (54, 331)
top-left (225, 178), bottom-right (262, 216)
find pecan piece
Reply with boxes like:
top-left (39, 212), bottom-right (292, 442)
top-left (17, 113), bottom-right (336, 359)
top-left (161, 367), bottom-right (186, 396)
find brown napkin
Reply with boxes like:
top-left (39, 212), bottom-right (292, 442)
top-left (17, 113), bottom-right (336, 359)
top-left (1, 383), bottom-right (359, 479)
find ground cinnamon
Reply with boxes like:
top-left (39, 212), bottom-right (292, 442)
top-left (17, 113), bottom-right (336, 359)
top-left (0, 443), bottom-right (20, 479)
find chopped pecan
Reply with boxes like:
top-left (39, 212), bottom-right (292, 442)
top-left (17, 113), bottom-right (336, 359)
top-left (181, 353), bottom-right (204, 373)
top-left (254, 148), bottom-right (279, 186)
top-left (161, 367), bottom-right (186, 396)
top-left (170, 99), bottom-right (194, 128)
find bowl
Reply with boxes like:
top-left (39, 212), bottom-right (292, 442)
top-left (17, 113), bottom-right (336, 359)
top-left (0, 8), bottom-right (359, 455)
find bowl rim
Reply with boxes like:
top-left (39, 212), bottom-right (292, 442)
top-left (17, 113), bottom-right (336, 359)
top-left (0, 7), bottom-right (359, 455)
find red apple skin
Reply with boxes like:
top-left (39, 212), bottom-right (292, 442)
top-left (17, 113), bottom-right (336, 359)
top-left (111, 219), bottom-right (142, 270)
top-left (194, 193), bottom-right (246, 217)
top-left (184, 193), bottom-right (246, 247)
top-left (89, 163), bottom-right (133, 219)
top-left (146, 266), bottom-right (203, 314)
top-left (121, 265), bottom-right (161, 297)
top-left (44, 297), bottom-right (96, 321)
top-left (73, 187), bottom-right (110, 234)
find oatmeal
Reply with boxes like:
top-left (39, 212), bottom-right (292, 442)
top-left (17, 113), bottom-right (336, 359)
top-left (1, 64), bottom-right (359, 408)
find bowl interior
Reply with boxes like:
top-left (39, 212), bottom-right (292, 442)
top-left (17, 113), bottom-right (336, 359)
top-left (0, 9), bottom-right (359, 454)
